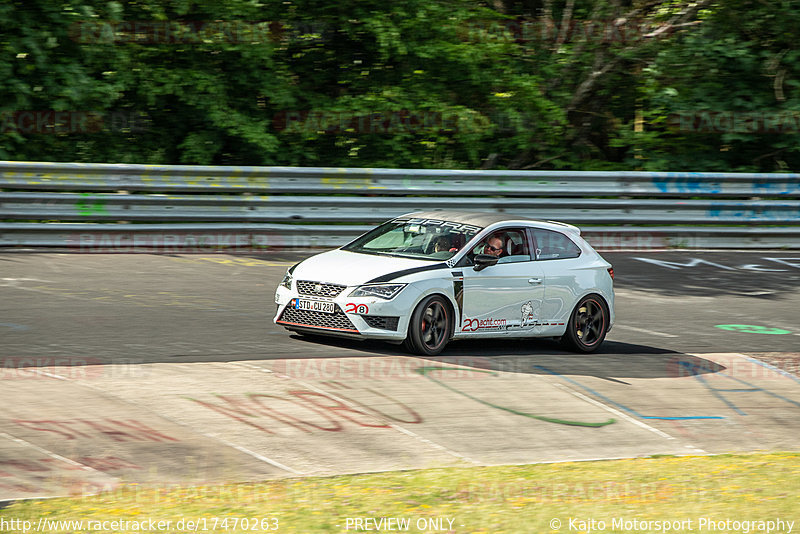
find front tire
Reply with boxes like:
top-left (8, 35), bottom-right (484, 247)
top-left (561, 294), bottom-right (608, 353)
top-left (403, 295), bottom-right (452, 356)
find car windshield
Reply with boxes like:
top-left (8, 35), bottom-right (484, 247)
top-left (342, 217), bottom-right (483, 260)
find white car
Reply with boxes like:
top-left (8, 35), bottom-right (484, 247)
top-left (274, 211), bottom-right (614, 355)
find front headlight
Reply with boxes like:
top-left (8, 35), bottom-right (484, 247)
top-left (279, 270), bottom-right (293, 290)
top-left (348, 283), bottom-right (406, 300)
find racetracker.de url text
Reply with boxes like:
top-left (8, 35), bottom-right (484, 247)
top-left (0, 516), bottom-right (279, 532)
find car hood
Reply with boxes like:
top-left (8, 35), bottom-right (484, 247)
top-left (292, 249), bottom-right (441, 287)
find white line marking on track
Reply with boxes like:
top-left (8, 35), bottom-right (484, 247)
top-left (0, 431), bottom-right (103, 474)
top-left (204, 437), bottom-right (302, 475)
top-left (0, 284), bottom-right (87, 300)
top-left (0, 278), bottom-right (56, 286)
top-left (551, 382), bottom-right (705, 449)
top-left (228, 360), bottom-right (481, 466)
top-left (28, 367), bottom-right (304, 476)
top-left (614, 289), bottom-right (711, 304)
top-left (684, 445), bottom-right (707, 453)
top-left (741, 355), bottom-right (800, 383)
top-left (613, 324), bottom-right (679, 338)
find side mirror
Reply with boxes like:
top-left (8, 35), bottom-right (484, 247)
top-left (473, 254), bottom-right (499, 271)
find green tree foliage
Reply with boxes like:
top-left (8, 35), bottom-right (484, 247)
top-left (615, 0), bottom-right (800, 171)
top-left (1, 0), bottom-right (798, 170)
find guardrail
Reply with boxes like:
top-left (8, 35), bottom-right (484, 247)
top-left (2, 161), bottom-right (800, 250)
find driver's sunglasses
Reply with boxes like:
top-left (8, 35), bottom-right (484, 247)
top-left (486, 244), bottom-right (502, 252)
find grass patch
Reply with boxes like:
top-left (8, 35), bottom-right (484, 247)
top-left (2, 453), bottom-right (799, 533)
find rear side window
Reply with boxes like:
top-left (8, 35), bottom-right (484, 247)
top-left (531, 229), bottom-right (581, 260)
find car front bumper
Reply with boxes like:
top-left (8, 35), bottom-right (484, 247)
top-left (274, 284), bottom-right (417, 341)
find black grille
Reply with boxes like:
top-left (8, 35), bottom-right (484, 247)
top-left (278, 303), bottom-right (358, 332)
top-left (296, 280), bottom-right (347, 298)
top-left (361, 315), bottom-right (400, 331)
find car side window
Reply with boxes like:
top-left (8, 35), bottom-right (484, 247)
top-left (465, 228), bottom-right (532, 264)
top-left (531, 229), bottom-right (581, 260)
top-left (497, 228), bottom-right (532, 263)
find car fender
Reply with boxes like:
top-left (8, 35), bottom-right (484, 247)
top-left (568, 289), bottom-right (615, 328)
top-left (393, 274), bottom-right (460, 338)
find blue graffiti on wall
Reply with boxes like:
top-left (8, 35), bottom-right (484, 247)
top-left (653, 172), bottom-right (800, 195)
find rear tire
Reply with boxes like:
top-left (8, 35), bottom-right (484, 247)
top-left (403, 295), bottom-right (452, 356)
top-left (561, 294), bottom-right (608, 353)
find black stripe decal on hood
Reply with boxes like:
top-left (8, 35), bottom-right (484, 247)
top-left (366, 263), bottom-right (449, 284)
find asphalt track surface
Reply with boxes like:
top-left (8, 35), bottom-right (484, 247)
top-left (1, 251), bottom-right (800, 501)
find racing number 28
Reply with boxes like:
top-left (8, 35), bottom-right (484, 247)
top-left (345, 303), bottom-right (369, 314)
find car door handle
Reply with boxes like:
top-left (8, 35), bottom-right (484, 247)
top-left (528, 278), bottom-right (542, 284)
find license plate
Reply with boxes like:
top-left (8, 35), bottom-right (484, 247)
top-left (294, 299), bottom-right (335, 314)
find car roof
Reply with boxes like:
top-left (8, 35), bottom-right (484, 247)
top-left (396, 210), bottom-right (581, 234)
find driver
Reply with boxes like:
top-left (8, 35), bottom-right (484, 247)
top-left (483, 234), bottom-right (505, 258)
